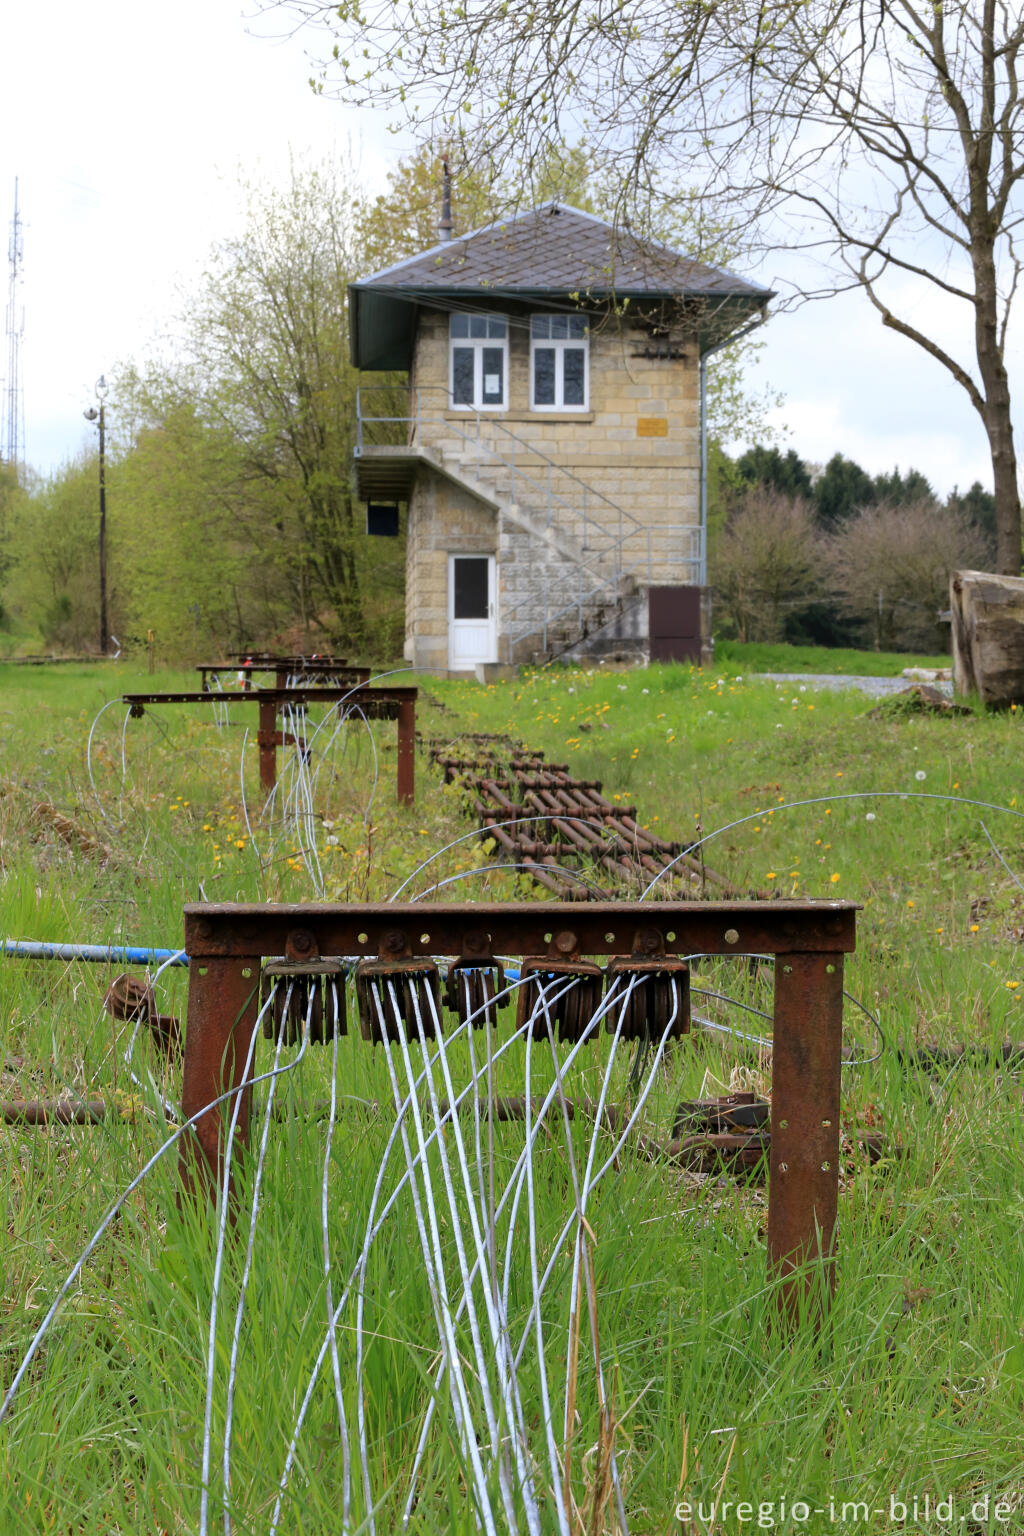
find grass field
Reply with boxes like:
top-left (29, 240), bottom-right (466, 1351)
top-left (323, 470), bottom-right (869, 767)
top-left (1, 654), bottom-right (1023, 1534)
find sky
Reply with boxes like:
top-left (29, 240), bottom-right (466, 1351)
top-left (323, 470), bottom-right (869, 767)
top-left (0, 0), bottom-right (1007, 498)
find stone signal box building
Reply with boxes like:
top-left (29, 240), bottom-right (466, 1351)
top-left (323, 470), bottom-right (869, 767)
top-left (349, 202), bottom-right (770, 674)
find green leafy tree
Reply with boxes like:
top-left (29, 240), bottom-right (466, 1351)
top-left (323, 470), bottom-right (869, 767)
top-left (6, 456), bottom-right (113, 651)
top-left (119, 158), bottom-right (408, 654)
top-left (108, 388), bottom-right (292, 656)
top-left (947, 481), bottom-right (997, 560)
top-left (813, 454), bottom-right (877, 528)
top-left (0, 461), bottom-right (29, 631)
top-left (358, 142), bottom-right (597, 270)
top-left (736, 445), bottom-right (814, 501)
top-left (871, 467), bottom-right (935, 509)
top-left (710, 489), bottom-right (823, 642)
top-left (829, 500), bottom-right (985, 650)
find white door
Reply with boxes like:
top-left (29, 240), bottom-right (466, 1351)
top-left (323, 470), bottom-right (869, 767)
top-left (448, 555), bottom-right (497, 669)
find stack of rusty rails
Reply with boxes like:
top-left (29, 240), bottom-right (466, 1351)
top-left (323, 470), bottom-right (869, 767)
top-left (199, 655), bottom-right (371, 692)
top-left (429, 735), bottom-right (741, 900)
top-left (181, 897), bottom-right (858, 1331)
top-left (121, 683), bottom-right (417, 803)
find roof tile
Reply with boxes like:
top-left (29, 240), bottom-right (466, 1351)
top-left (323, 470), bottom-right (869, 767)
top-left (357, 203), bottom-right (768, 299)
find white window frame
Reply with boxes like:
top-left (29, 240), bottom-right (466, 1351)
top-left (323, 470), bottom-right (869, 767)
top-left (529, 314), bottom-right (589, 411)
top-left (448, 313), bottom-right (509, 411)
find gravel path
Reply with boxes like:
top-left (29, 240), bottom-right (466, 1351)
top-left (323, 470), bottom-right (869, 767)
top-left (752, 671), bottom-right (954, 699)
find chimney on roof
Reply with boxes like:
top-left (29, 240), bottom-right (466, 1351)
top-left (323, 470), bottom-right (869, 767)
top-left (438, 157), bottom-right (453, 244)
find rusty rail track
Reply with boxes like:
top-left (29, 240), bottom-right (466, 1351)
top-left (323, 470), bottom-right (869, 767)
top-left (430, 734), bottom-right (742, 900)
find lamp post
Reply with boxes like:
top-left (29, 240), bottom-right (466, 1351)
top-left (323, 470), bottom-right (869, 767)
top-left (83, 374), bottom-right (108, 656)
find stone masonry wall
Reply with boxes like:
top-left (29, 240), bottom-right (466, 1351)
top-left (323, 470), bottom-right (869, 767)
top-left (405, 466), bottom-right (499, 670)
top-left (412, 309), bottom-right (700, 567)
top-left (406, 306), bottom-right (704, 666)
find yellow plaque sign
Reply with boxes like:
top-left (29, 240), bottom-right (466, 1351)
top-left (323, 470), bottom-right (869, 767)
top-left (637, 417), bottom-right (669, 437)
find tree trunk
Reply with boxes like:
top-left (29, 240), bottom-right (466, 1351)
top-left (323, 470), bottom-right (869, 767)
top-left (972, 236), bottom-right (1022, 575)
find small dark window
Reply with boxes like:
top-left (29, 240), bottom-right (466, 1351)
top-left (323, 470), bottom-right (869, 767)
top-left (533, 348), bottom-right (556, 405)
top-left (366, 503), bottom-right (400, 536)
top-left (452, 347), bottom-right (474, 405)
top-left (563, 349), bottom-right (585, 406)
top-left (453, 557), bottom-right (490, 619)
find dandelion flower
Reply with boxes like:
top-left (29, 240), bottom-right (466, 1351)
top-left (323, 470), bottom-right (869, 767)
top-left (865, 812), bottom-right (876, 822)
top-left (830, 872), bottom-right (840, 883)
top-left (915, 770), bottom-right (927, 781)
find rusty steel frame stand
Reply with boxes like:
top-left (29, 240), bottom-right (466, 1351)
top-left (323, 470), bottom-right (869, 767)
top-left (198, 661), bottom-right (371, 693)
top-left (123, 685), bottom-right (417, 805)
top-left (180, 899), bottom-right (856, 1330)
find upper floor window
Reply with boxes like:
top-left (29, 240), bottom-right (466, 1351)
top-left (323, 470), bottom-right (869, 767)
top-left (450, 313), bottom-right (508, 409)
top-left (531, 314), bottom-right (589, 410)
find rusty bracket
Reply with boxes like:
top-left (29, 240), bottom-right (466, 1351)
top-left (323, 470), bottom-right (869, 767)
top-left (354, 929), bottom-right (443, 1042)
top-left (260, 930), bottom-right (346, 1044)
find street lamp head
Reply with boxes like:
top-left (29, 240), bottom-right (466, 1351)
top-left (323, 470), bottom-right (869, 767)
top-left (83, 407), bottom-right (99, 423)
top-left (95, 374), bottom-right (108, 400)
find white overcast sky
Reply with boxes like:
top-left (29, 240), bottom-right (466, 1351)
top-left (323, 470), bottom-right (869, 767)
top-left (0, 0), bottom-right (1007, 497)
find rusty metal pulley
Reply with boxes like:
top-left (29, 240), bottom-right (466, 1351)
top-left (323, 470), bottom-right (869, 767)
top-left (515, 957), bottom-right (605, 1042)
top-left (604, 956), bottom-right (691, 1042)
top-left (444, 961), bottom-right (508, 1028)
top-left (260, 959), bottom-right (346, 1045)
top-left (354, 957), bottom-right (443, 1043)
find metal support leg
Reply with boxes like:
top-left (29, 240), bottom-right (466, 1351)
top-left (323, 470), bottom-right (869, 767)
top-left (257, 697), bottom-right (277, 794)
top-left (179, 955), bottom-right (260, 1206)
top-left (767, 950), bottom-right (844, 1330)
top-left (397, 697), bottom-right (415, 805)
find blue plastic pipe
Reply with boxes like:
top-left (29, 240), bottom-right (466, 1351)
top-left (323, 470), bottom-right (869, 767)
top-left (1, 940), bottom-right (187, 966)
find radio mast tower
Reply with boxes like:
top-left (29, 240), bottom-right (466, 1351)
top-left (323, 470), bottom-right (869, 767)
top-left (2, 178), bottom-right (25, 475)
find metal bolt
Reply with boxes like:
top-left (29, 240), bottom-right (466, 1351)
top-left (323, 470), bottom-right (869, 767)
top-left (555, 930), bottom-right (577, 954)
top-left (290, 930), bottom-right (313, 955)
top-left (724, 928), bottom-right (739, 945)
top-left (383, 929), bottom-right (406, 955)
top-left (195, 918), bottom-right (212, 940)
top-left (635, 926), bottom-right (661, 954)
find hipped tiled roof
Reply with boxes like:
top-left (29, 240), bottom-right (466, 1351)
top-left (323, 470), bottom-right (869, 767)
top-left (349, 202), bottom-right (771, 369)
top-left (360, 203), bottom-right (768, 298)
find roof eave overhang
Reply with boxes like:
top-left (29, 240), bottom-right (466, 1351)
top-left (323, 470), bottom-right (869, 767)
top-left (349, 283), bottom-right (773, 371)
